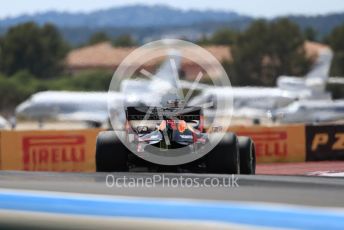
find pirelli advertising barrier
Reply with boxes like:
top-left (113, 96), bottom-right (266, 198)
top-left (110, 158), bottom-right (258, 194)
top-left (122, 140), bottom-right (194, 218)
top-left (305, 124), bottom-right (344, 161)
top-left (229, 125), bottom-right (306, 163)
top-left (229, 124), bottom-right (344, 163)
top-left (0, 124), bottom-right (343, 171)
top-left (0, 129), bottom-right (101, 171)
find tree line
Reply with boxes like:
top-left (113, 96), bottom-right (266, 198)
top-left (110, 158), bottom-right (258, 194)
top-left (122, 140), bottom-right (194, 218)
top-left (0, 19), bottom-right (344, 113)
top-left (199, 19), bottom-right (344, 86)
top-left (0, 23), bottom-right (135, 113)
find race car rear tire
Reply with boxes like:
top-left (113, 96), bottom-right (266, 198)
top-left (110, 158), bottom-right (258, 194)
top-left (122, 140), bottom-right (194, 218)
top-left (206, 133), bottom-right (240, 174)
top-left (96, 131), bottom-right (128, 172)
top-left (238, 136), bottom-right (256, 175)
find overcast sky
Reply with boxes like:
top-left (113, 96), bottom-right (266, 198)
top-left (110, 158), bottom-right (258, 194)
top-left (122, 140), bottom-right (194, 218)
top-left (1, 0), bottom-right (344, 19)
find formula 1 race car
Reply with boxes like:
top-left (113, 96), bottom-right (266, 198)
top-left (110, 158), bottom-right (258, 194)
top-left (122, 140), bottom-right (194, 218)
top-left (96, 100), bottom-right (256, 174)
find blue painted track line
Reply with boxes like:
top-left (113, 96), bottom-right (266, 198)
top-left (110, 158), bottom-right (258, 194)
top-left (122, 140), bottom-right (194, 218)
top-left (0, 190), bottom-right (343, 229)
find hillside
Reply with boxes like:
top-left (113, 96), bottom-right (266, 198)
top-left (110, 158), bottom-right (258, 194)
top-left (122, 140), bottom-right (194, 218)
top-left (0, 5), bottom-right (343, 44)
top-left (0, 5), bottom-right (246, 28)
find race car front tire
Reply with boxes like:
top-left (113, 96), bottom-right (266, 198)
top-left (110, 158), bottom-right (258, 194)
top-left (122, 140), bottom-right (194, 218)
top-left (206, 133), bottom-right (240, 174)
top-left (96, 131), bottom-right (128, 172)
top-left (238, 136), bottom-right (256, 174)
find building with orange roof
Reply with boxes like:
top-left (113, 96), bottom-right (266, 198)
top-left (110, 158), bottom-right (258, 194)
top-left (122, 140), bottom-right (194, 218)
top-left (65, 41), bottom-right (329, 79)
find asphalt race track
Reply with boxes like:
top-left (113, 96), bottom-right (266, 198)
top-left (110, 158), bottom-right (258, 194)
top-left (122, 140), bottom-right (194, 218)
top-left (1, 170), bottom-right (344, 229)
top-left (1, 171), bottom-right (344, 207)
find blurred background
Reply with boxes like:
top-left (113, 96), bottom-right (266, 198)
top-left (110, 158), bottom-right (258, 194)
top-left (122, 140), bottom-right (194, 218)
top-left (0, 0), bottom-right (344, 129)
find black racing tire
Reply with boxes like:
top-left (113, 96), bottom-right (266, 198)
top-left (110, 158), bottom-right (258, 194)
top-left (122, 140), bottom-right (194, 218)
top-left (206, 133), bottom-right (240, 174)
top-left (96, 131), bottom-right (128, 172)
top-left (238, 136), bottom-right (256, 175)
